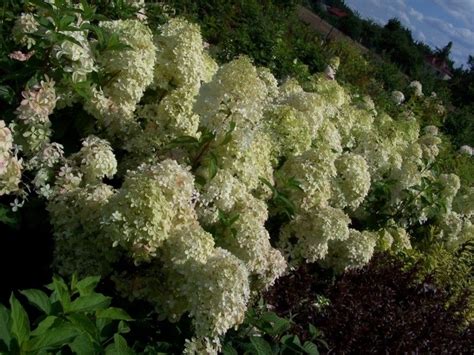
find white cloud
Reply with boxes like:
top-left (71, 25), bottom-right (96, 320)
top-left (345, 0), bottom-right (474, 66)
top-left (408, 7), bottom-right (424, 22)
top-left (433, 0), bottom-right (474, 26)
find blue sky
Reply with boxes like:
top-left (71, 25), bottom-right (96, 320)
top-left (345, 0), bottom-right (474, 67)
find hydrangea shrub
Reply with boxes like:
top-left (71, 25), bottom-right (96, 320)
top-left (1, 1), bottom-right (473, 352)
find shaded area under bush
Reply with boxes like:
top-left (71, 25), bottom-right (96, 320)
top-left (265, 254), bottom-right (473, 353)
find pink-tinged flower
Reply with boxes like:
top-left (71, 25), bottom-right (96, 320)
top-left (9, 50), bottom-right (35, 62)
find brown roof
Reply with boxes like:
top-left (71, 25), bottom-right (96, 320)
top-left (328, 6), bottom-right (349, 18)
top-left (425, 55), bottom-right (453, 77)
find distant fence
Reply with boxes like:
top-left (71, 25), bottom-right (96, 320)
top-left (297, 6), bottom-right (369, 54)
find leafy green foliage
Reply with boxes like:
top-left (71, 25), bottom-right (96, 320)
top-left (398, 239), bottom-right (474, 321)
top-left (223, 306), bottom-right (326, 355)
top-left (261, 176), bottom-right (303, 219)
top-left (0, 275), bottom-right (132, 354)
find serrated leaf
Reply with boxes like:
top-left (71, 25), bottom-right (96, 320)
top-left (96, 308), bottom-right (132, 321)
top-left (303, 341), bottom-right (319, 355)
top-left (74, 276), bottom-right (100, 296)
top-left (20, 289), bottom-right (51, 315)
top-left (250, 336), bottom-right (273, 355)
top-left (105, 334), bottom-right (133, 355)
top-left (68, 294), bottom-right (111, 313)
top-left (9, 294), bottom-right (30, 347)
top-left (0, 304), bottom-right (11, 350)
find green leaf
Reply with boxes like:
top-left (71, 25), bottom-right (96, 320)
top-left (30, 316), bottom-right (57, 337)
top-left (281, 334), bottom-right (302, 349)
top-left (303, 341), bottom-right (319, 355)
top-left (20, 289), bottom-right (51, 315)
top-left (25, 325), bottom-right (78, 352)
top-left (250, 336), bottom-right (273, 355)
top-left (68, 294), bottom-right (111, 313)
top-left (69, 333), bottom-right (97, 354)
top-left (70, 274), bottom-right (79, 295)
top-left (96, 308), bottom-right (132, 321)
top-left (222, 121), bottom-right (236, 145)
top-left (50, 276), bottom-right (71, 312)
top-left (28, 0), bottom-right (54, 11)
top-left (308, 324), bottom-right (318, 337)
top-left (222, 343), bottom-right (239, 355)
top-left (259, 178), bottom-right (276, 193)
top-left (72, 80), bottom-right (92, 100)
top-left (260, 312), bottom-right (291, 335)
top-left (195, 175), bottom-right (207, 186)
top-left (105, 334), bottom-right (133, 355)
top-left (55, 32), bottom-right (83, 47)
top-left (9, 294), bottom-right (30, 347)
top-left (208, 153), bottom-right (218, 180)
top-left (169, 135), bottom-right (200, 147)
top-left (0, 86), bottom-right (15, 104)
top-left (67, 313), bottom-right (98, 340)
top-left (0, 304), bottom-right (11, 350)
top-left (0, 205), bottom-right (17, 227)
top-left (74, 276), bottom-right (101, 296)
top-left (57, 15), bottom-right (76, 31)
top-left (117, 320), bottom-right (131, 335)
top-left (106, 34), bottom-right (132, 52)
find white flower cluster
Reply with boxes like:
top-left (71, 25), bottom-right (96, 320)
top-left (460, 145), bottom-right (473, 156)
top-left (0, 121), bottom-right (22, 195)
top-left (279, 206), bottom-right (351, 263)
top-left (12, 13), bottom-right (38, 48)
top-left (15, 77), bottom-right (56, 154)
top-left (53, 29), bottom-right (96, 83)
top-left (154, 18), bottom-right (217, 91)
top-left (408, 80), bottom-right (423, 97)
top-left (85, 19), bottom-right (156, 134)
top-left (27, 142), bottom-right (64, 198)
top-left (331, 153), bottom-right (371, 210)
top-left (71, 136), bottom-right (117, 183)
top-left (132, 18), bottom-right (218, 154)
top-left (391, 90), bottom-right (405, 105)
